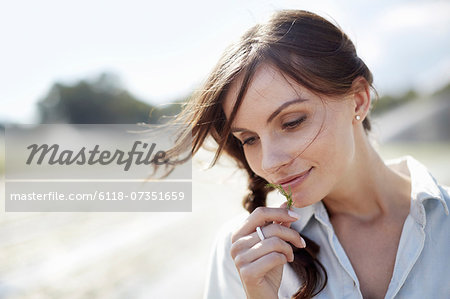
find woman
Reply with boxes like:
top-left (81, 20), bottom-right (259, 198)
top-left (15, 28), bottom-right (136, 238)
top-left (162, 10), bottom-right (450, 299)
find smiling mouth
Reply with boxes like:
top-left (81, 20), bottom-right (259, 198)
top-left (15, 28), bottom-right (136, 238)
top-left (278, 167), bottom-right (313, 190)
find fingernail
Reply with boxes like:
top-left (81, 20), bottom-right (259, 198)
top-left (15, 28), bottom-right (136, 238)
top-left (288, 210), bottom-right (300, 219)
top-left (300, 237), bottom-right (306, 248)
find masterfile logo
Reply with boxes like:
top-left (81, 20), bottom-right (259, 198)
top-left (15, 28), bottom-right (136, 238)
top-left (26, 141), bottom-right (169, 171)
top-left (5, 124), bottom-right (192, 212)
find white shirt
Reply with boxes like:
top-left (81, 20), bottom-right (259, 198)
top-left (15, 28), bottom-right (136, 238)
top-left (203, 156), bottom-right (450, 298)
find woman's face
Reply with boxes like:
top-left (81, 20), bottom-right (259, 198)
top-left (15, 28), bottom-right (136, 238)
top-left (222, 64), bottom-right (358, 208)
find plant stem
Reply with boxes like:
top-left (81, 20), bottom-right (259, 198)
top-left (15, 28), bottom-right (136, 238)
top-left (265, 183), bottom-right (294, 209)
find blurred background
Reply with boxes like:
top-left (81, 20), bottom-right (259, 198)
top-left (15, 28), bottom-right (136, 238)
top-left (0, 0), bottom-right (449, 298)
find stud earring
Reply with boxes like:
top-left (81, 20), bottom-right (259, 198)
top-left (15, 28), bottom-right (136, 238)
top-left (355, 115), bottom-right (361, 120)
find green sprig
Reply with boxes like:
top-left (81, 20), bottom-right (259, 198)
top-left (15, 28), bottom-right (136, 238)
top-left (265, 183), bottom-right (294, 209)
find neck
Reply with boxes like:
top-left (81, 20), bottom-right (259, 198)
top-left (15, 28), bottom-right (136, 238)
top-left (322, 132), bottom-right (411, 222)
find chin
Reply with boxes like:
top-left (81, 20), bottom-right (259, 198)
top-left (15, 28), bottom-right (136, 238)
top-left (291, 193), bottom-right (318, 209)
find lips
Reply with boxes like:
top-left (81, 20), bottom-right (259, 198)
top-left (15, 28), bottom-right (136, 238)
top-left (275, 167), bottom-right (313, 189)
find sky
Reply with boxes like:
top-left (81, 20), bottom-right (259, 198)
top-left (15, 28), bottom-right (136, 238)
top-left (1, 0), bottom-right (449, 123)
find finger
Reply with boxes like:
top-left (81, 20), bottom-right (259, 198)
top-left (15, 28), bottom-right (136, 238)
top-left (279, 201), bottom-right (288, 210)
top-left (232, 207), bottom-right (300, 242)
top-left (230, 235), bottom-right (254, 259)
top-left (231, 223), bottom-right (305, 259)
top-left (277, 202), bottom-right (292, 228)
top-left (239, 252), bottom-right (288, 284)
top-left (234, 236), bottom-right (294, 269)
top-left (255, 223), bottom-right (305, 249)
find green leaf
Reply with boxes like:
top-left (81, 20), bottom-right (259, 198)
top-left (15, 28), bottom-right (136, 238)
top-left (265, 183), bottom-right (294, 209)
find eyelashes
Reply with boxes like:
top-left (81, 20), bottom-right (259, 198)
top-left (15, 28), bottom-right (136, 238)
top-left (282, 115), bottom-right (307, 130)
top-left (241, 136), bottom-right (257, 146)
top-left (240, 115), bottom-right (307, 146)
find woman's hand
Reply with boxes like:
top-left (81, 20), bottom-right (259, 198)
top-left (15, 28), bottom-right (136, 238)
top-left (230, 206), bottom-right (306, 299)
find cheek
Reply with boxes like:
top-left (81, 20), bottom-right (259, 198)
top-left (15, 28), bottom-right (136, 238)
top-left (310, 120), bottom-right (355, 174)
top-left (242, 148), bottom-right (262, 175)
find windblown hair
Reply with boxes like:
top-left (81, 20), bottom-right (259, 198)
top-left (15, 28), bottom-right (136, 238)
top-left (160, 10), bottom-right (374, 299)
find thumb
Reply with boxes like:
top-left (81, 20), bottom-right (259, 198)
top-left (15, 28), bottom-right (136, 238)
top-left (279, 201), bottom-right (289, 210)
top-left (277, 202), bottom-right (292, 228)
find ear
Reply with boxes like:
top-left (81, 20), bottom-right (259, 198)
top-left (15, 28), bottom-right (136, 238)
top-left (349, 77), bottom-right (371, 123)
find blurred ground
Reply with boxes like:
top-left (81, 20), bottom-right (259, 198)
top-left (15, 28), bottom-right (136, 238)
top-left (0, 148), bottom-right (251, 299)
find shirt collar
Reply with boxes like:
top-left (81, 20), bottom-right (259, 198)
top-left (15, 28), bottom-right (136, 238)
top-left (388, 155), bottom-right (449, 226)
top-left (289, 155), bottom-right (449, 232)
top-left (290, 203), bottom-right (316, 233)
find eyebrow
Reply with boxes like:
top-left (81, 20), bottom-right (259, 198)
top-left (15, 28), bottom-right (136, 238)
top-left (231, 98), bottom-right (308, 133)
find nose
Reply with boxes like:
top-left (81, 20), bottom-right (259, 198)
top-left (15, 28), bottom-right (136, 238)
top-left (260, 138), bottom-right (292, 174)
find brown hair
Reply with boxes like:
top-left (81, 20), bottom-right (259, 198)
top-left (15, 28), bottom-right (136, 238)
top-left (160, 9), bottom-right (374, 299)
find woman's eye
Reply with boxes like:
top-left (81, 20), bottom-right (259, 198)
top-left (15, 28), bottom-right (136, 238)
top-left (238, 116), bottom-right (306, 147)
top-left (282, 116), bottom-right (307, 130)
top-left (242, 136), bottom-right (258, 146)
